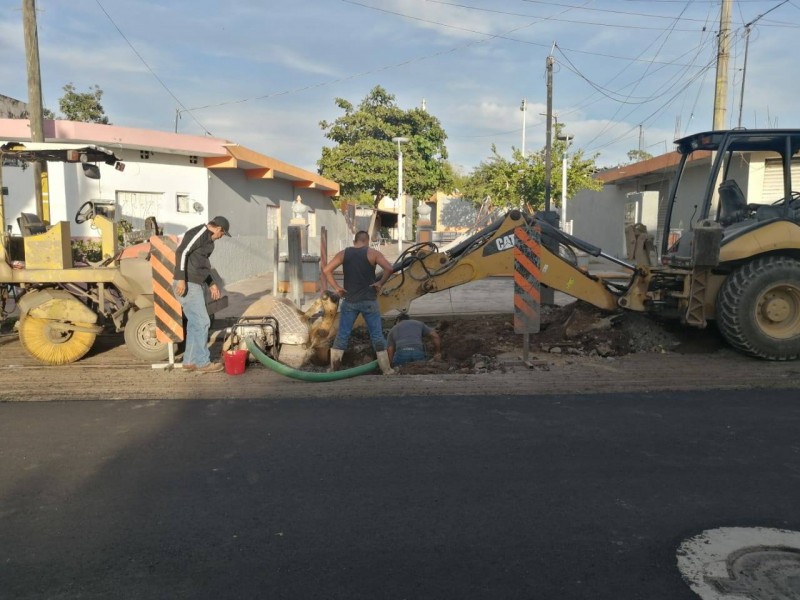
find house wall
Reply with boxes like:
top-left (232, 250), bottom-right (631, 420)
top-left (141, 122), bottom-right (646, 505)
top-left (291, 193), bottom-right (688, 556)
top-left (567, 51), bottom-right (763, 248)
top-left (571, 158), bottom-right (715, 259)
top-left (208, 170), bottom-right (348, 285)
top-left (436, 196), bottom-right (478, 231)
top-left (0, 95), bottom-right (27, 119)
top-left (569, 185), bottom-right (626, 257)
top-left (3, 153), bottom-right (346, 286)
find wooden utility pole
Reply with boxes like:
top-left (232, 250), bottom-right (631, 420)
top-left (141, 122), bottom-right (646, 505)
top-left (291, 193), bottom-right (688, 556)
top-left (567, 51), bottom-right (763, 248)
top-left (712, 0), bottom-right (732, 130)
top-left (542, 54), bottom-right (555, 306)
top-left (544, 56), bottom-right (554, 212)
top-left (22, 0), bottom-right (48, 221)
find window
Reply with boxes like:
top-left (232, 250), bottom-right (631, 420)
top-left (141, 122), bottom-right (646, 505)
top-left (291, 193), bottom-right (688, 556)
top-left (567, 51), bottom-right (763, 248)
top-left (116, 191), bottom-right (163, 229)
top-left (177, 193), bottom-right (191, 213)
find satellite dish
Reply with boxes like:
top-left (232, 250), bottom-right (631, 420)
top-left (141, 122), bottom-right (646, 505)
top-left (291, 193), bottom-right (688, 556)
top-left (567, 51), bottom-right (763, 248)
top-left (193, 202), bottom-right (204, 213)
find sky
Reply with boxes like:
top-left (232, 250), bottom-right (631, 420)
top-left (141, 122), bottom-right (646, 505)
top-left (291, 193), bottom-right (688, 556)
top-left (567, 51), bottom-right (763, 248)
top-left (2, 0), bottom-right (800, 175)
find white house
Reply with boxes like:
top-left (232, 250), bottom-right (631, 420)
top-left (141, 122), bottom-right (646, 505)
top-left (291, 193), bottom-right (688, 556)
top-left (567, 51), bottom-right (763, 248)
top-left (568, 150), bottom-right (711, 260)
top-left (0, 119), bottom-right (348, 284)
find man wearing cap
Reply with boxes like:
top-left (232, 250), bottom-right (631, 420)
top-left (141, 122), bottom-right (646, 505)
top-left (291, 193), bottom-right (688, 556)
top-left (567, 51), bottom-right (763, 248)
top-left (173, 216), bottom-right (231, 373)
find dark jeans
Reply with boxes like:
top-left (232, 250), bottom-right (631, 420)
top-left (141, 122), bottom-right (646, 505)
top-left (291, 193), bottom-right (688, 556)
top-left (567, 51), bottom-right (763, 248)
top-left (332, 299), bottom-right (387, 352)
top-left (392, 347), bottom-right (426, 366)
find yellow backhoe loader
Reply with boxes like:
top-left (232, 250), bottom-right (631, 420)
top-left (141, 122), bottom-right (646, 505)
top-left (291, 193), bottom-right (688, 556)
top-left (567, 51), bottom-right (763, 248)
top-left (374, 129), bottom-right (800, 360)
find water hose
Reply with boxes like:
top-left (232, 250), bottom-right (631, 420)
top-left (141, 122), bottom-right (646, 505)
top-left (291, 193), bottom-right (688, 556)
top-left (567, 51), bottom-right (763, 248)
top-left (245, 337), bottom-right (378, 381)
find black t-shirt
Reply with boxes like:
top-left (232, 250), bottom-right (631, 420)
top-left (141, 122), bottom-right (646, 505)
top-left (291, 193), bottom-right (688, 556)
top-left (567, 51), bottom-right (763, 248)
top-left (342, 246), bottom-right (376, 302)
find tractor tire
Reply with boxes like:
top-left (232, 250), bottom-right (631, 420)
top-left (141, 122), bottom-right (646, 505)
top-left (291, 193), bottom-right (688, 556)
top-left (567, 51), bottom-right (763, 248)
top-left (124, 307), bottom-right (169, 362)
top-left (716, 256), bottom-right (800, 360)
top-left (18, 315), bottom-right (97, 365)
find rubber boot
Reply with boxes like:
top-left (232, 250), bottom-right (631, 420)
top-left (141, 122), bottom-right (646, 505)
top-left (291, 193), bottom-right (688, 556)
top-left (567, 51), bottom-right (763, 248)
top-left (328, 348), bottom-right (344, 372)
top-left (376, 350), bottom-right (397, 375)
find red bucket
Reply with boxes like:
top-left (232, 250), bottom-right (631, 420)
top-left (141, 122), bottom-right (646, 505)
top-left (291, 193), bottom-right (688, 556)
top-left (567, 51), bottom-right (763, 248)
top-left (223, 349), bottom-right (248, 375)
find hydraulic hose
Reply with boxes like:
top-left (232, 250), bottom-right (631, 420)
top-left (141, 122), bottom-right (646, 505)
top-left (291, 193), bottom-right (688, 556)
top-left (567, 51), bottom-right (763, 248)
top-left (245, 337), bottom-right (378, 381)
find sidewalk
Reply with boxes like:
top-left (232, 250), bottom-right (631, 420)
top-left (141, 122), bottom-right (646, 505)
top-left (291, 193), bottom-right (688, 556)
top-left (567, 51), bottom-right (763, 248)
top-left (216, 274), bottom-right (574, 322)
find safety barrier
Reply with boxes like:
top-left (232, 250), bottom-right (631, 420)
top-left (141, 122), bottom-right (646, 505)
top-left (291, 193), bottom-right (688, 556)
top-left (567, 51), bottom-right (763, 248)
top-left (513, 223), bottom-right (541, 333)
top-left (149, 235), bottom-right (184, 343)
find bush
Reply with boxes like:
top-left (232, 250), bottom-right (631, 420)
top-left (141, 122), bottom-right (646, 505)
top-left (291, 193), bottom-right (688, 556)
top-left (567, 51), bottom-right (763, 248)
top-left (71, 239), bottom-right (102, 264)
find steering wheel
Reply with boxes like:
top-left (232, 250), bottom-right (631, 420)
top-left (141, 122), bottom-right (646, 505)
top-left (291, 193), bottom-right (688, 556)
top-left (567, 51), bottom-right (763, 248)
top-left (75, 201), bottom-right (96, 224)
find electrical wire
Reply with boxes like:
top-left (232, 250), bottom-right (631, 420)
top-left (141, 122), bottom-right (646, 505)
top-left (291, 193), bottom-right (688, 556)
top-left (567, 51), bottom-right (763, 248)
top-left (93, 0), bottom-right (214, 135)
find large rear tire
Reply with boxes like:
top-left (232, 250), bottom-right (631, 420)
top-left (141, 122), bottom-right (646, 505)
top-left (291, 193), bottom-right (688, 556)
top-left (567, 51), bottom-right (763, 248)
top-left (124, 307), bottom-right (169, 362)
top-left (18, 315), bottom-right (97, 365)
top-left (716, 256), bottom-right (800, 360)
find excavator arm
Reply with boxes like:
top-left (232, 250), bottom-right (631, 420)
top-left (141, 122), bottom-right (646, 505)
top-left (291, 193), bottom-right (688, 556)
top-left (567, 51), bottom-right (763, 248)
top-left (378, 210), bottom-right (625, 315)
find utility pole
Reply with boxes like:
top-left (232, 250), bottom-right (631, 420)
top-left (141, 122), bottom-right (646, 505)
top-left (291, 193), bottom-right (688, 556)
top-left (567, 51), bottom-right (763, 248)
top-left (544, 55), bottom-right (554, 212)
top-left (22, 0), bottom-right (48, 222)
top-left (712, 0), bottom-right (732, 130)
top-left (542, 54), bottom-right (555, 306)
top-left (520, 98), bottom-right (527, 156)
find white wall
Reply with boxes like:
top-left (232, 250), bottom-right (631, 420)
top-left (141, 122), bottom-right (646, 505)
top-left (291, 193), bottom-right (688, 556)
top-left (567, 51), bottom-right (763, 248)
top-left (570, 185), bottom-right (625, 257)
top-left (3, 150), bottom-right (348, 284)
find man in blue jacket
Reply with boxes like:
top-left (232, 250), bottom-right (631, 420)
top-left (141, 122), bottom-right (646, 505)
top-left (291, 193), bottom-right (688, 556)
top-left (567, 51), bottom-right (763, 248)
top-left (173, 216), bottom-right (230, 373)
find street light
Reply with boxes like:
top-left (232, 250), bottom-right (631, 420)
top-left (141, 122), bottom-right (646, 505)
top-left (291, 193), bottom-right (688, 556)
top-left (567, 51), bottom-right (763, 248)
top-left (557, 133), bottom-right (574, 232)
top-left (392, 136), bottom-right (409, 253)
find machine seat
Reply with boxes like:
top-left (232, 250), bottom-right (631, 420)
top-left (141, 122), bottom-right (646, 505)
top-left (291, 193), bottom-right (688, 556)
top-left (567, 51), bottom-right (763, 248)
top-left (718, 180), bottom-right (748, 226)
top-left (17, 212), bottom-right (48, 236)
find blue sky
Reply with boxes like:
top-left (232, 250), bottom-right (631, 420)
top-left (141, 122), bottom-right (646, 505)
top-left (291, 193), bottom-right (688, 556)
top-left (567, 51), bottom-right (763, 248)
top-left (2, 0), bottom-right (799, 174)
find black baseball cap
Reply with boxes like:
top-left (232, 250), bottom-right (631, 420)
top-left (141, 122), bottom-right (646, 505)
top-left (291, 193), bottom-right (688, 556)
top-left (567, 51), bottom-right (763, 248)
top-left (210, 216), bottom-right (231, 236)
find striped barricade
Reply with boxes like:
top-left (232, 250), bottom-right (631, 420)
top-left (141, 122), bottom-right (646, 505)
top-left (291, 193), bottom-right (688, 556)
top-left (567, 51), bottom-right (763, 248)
top-left (513, 223), bottom-right (541, 334)
top-left (149, 235), bottom-right (184, 344)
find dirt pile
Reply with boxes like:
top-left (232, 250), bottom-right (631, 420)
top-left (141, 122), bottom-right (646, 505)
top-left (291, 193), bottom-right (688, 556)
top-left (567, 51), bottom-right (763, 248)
top-left (342, 300), bottom-right (728, 375)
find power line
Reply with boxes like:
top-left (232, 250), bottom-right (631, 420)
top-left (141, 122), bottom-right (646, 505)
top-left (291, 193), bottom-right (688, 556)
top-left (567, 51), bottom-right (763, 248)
top-left (93, 0), bottom-right (213, 135)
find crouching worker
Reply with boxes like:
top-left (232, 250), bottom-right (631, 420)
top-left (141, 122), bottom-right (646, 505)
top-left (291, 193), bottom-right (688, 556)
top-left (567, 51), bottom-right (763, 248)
top-left (387, 313), bottom-right (442, 367)
top-left (322, 230), bottom-right (396, 375)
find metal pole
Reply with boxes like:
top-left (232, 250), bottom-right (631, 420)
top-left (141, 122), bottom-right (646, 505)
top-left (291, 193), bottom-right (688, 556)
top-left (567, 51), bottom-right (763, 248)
top-left (397, 147), bottom-right (403, 254)
top-left (561, 153), bottom-right (568, 231)
top-left (520, 98), bottom-right (527, 156)
top-left (735, 2), bottom-right (789, 127)
top-left (392, 137), bottom-right (409, 255)
top-left (737, 27), bottom-right (750, 128)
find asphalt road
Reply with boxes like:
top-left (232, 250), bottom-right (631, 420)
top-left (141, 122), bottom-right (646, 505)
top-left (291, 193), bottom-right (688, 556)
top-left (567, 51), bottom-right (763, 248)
top-left (1, 390), bottom-right (799, 600)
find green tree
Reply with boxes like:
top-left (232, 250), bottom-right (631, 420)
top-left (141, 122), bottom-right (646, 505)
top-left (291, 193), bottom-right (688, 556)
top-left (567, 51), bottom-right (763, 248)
top-left (626, 149), bottom-right (653, 163)
top-left (58, 83), bottom-right (109, 124)
top-left (461, 134), bottom-right (601, 211)
top-left (318, 86), bottom-right (451, 206)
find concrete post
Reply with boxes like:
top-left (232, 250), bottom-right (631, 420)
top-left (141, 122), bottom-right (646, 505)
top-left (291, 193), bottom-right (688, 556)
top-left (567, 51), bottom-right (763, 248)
top-left (288, 226), bottom-right (303, 307)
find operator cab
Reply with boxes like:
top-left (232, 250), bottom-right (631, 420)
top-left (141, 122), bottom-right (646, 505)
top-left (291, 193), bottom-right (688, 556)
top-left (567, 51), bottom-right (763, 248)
top-left (663, 129), bottom-right (800, 267)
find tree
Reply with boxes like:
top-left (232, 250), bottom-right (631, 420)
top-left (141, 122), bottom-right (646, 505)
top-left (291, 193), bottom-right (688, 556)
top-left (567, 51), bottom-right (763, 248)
top-left (318, 86), bottom-right (451, 207)
top-left (58, 83), bottom-right (109, 124)
top-left (626, 149), bottom-right (653, 163)
top-left (461, 132), bottom-right (601, 211)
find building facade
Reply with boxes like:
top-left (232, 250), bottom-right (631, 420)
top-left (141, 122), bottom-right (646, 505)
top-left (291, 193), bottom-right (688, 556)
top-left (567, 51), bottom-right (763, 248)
top-left (1, 119), bottom-right (347, 284)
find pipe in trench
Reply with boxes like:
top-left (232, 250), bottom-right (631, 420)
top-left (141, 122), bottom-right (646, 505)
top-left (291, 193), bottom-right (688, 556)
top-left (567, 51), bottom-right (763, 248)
top-left (245, 337), bottom-right (378, 381)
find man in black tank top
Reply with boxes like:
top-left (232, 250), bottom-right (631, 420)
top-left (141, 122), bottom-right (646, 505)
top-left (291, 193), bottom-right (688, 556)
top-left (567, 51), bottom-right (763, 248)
top-left (322, 231), bottom-right (396, 374)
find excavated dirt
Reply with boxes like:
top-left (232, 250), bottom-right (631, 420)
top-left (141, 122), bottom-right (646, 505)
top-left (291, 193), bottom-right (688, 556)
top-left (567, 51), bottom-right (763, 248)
top-left (337, 300), bottom-right (729, 375)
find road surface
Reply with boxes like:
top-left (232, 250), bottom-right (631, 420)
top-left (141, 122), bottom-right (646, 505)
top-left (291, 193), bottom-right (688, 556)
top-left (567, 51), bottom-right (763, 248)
top-left (2, 389), bottom-right (799, 599)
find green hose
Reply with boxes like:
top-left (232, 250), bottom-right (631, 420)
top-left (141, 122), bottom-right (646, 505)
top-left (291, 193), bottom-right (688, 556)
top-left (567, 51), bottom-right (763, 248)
top-left (245, 337), bottom-right (378, 381)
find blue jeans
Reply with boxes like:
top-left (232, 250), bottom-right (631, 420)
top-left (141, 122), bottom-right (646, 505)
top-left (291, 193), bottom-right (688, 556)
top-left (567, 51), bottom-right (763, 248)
top-left (393, 347), bottom-right (426, 367)
top-left (174, 282), bottom-right (211, 366)
top-left (332, 299), bottom-right (386, 352)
